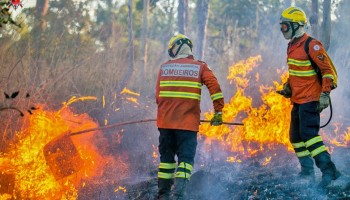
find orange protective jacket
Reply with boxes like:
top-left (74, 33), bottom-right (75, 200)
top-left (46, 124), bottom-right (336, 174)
top-left (156, 56), bottom-right (224, 132)
top-left (287, 33), bottom-right (337, 104)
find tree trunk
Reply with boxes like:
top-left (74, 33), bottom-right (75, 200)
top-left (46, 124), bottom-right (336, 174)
top-left (32, 0), bottom-right (49, 86)
top-left (196, 0), bottom-right (209, 60)
top-left (127, 0), bottom-right (134, 85)
top-left (321, 0), bottom-right (331, 51)
top-left (116, 0), bottom-right (134, 104)
top-left (114, 0), bottom-right (134, 109)
top-left (140, 0), bottom-right (149, 81)
top-left (310, 0), bottom-right (319, 39)
top-left (35, 0), bottom-right (49, 32)
top-left (178, 0), bottom-right (187, 34)
top-left (184, 0), bottom-right (189, 34)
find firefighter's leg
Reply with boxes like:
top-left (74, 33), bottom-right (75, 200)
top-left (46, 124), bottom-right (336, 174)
top-left (314, 152), bottom-right (341, 188)
top-left (158, 129), bottom-right (176, 200)
top-left (299, 102), bottom-right (341, 188)
top-left (173, 130), bottom-right (197, 200)
top-left (290, 104), bottom-right (315, 178)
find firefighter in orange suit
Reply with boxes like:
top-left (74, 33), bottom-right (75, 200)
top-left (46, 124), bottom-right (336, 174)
top-left (155, 34), bottom-right (224, 199)
top-left (277, 7), bottom-right (340, 189)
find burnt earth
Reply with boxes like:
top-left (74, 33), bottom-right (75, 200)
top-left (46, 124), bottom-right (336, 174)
top-left (119, 148), bottom-right (350, 200)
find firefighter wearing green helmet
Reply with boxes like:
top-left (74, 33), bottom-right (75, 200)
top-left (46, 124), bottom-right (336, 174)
top-left (277, 6), bottom-right (340, 189)
top-left (155, 33), bottom-right (224, 199)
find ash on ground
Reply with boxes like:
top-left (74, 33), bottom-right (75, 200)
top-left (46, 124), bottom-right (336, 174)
top-left (80, 145), bottom-right (350, 200)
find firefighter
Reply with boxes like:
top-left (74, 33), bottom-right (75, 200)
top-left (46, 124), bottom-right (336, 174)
top-left (155, 34), bottom-right (224, 199)
top-left (277, 7), bottom-right (341, 189)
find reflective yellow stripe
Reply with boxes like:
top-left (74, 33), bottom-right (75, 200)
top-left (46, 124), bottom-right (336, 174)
top-left (160, 81), bottom-right (202, 89)
top-left (305, 136), bottom-right (323, 148)
top-left (322, 74), bottom-right (334, 80)
top-left (178, 162), bottom-right (193, 172)
top-left (159, 163), bottom-right (176, 169)
top-left (159, 91), bottom-right (201, 100)
top-left (288, 58), bottom-right (311, 66)
top-left (289, 69), bottom-right (317, 77)
top-left (210, 92), bottom-right (223, 101)
top-left (311, 145), bottom-right (327, 157)
top-left (296, 150), bottom-right (311, 157)
top-left (158, 172), bottom-right (174, 179)
top-left (175, 171), bottom-right (191, 179)
top-left (292, 142), bottom-right (306, 148)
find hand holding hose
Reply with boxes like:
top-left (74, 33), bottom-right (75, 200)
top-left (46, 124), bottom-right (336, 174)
top-left (210, 112), bottom-right (223, 126)
top-left (276, 82), bottom-right (292, 98)
top-left (318, 92), bottom-right (330, 113)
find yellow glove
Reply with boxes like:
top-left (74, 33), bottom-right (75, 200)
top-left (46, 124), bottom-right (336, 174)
top-left (276, 82), bottom-right (292, 98)
top-left (210, 112), bottom-right (222, 126)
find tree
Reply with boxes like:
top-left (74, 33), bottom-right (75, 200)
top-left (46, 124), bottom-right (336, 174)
top-left (140, 0), bottom-right (149, 79)
top-left (35, 0), bottom-right (49, 32)
top-left (310, 0), bottom-right (319, 39)
top-left (127, 0), bottom-right (134, 87)
top-left (178, 0), bottom-right (188, 34)
top-left (195, 0), bottom-right (209, 60)
top-left (321, 0), bottom-right (331, 50)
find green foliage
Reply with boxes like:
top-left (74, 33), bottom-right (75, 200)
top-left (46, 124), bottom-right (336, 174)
top-left (0, 2), bottom-right (20, 28)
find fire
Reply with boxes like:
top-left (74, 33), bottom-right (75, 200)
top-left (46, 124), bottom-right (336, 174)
top-left (114, 186), bottom-right (127, 193)
top-left (226, 156), bottom-right (242, 163)
top-left (152, 144), bottom-right (159, 164)
top-left (324, 126), bottom-right (350, 147)
top-left (261, 156), bottom-right (272, 166)
top-left (0, 96), bottom-right (129, 199)
top-left (200, 55), bottom-right (294, 160)
top-left (200, 55), bottom-right (350, 162)
top-left (121, 88), bottom-right (140, 106)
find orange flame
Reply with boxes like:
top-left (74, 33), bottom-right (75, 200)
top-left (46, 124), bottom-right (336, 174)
top-left (0, 96), bottom-right (129, 199)
top-left (200, 55), bottom-right (293, 160)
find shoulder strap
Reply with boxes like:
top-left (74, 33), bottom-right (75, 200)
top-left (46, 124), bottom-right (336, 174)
top-left (304, 37), bottom-right (322, 83)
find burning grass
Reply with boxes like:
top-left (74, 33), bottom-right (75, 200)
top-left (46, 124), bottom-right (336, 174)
top-left (0, 97), bottom-right (129, 199)
top-left (0, 56), bottom-right (349, 199)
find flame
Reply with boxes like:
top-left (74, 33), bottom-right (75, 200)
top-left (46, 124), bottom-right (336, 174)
top-left (114, 186), bottom-right (127, 193)
top-left (200, 55), bottom-right (293, 159)
top-left (200, 55), bottom-right (350, 161)
top-left (325, 126), bottom-right (350, 147)
top-left (226, 156), bottom-right (242, 163)
top-left (121, 88), bottom-right (140, 106)
top-left (0, 96), bottom-right (129, 199)
top-left (151, 144), bottom-right (159, 165)
top-left (261, 156), bottom-right (272, 166)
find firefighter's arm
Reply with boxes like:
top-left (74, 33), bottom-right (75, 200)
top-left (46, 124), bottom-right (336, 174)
top-left (201, 63), bottom-right (224, 112)
top-left (309, 40), bottom-right (336, 92)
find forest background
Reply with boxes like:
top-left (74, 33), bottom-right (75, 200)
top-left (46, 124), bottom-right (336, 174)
top-left (1, 0), bottom-right (350, 188)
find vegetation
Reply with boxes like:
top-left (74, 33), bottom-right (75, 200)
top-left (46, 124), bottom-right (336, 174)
top-left (1, 0), bottom-right (349, 148)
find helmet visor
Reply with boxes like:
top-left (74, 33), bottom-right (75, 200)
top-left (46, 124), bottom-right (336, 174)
top-left (280, 22), bottom-right (290, 33)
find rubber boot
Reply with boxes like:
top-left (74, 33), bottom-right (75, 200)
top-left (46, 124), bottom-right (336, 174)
top-left (172, 178), bottom-right (188, 200)
top-left (298, 156), bottom-right (315, 181)
top-left (314, 152), bottom-right (341, 188)
top-left (158, 179), bottom-right (173, 200)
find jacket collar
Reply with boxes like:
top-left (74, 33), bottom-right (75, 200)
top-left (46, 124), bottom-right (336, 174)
top-left (289, 33), bottom-right (309, 46)
top-left (169, 55), bottom-right (194, 61)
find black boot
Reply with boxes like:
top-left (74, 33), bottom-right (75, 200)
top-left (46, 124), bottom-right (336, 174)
top-left (298, 156), bottom-right (315, 181)
top-left (172, 178), bottom-right (188, 200)
top-left (158, 179), bottom-right (173, 200)
top-left (314, 152), bottom-right (341, 188)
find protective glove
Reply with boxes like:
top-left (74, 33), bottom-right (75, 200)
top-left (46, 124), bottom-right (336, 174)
top-left (318, 92), bottom-right (330, 113)
top-left (276, 82), bottom-right (292, 98)
top-left (210, 112), bottom-right (223, 126)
